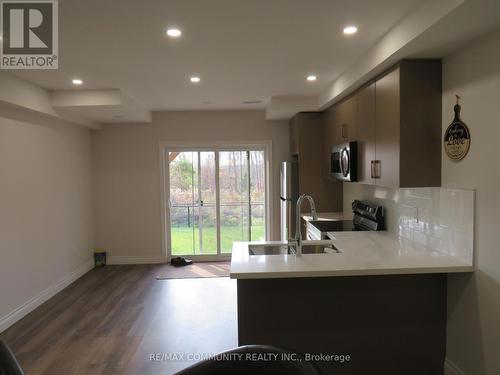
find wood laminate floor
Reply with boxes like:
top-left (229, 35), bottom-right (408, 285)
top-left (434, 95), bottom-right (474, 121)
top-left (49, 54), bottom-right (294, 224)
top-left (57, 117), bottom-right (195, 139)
top-left (0, 265), bottom-right (237, 375)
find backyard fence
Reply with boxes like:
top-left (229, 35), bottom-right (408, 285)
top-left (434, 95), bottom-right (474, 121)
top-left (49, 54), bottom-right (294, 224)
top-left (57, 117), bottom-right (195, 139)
top-left (170, 202), bottom-right (265, 228)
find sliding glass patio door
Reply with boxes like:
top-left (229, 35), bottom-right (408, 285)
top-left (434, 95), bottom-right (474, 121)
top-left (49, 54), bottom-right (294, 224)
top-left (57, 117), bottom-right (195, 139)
top-left (167, 148), bottom-right (267, 258)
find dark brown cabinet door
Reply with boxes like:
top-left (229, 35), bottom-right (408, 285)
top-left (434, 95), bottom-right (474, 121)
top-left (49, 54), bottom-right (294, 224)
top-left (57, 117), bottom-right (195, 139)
top-left (290, 116), bottom-right (299, 155)
top-left (321, 107), bottom-right (336, 180)
top-left (375, 67), bottom-right (400, 188)
top-left (356, 83), bottom-right (376, 185)
top-left (335, 95), bottom-right (357, 144)
top-left (289, 113), bottom-right (343, 212)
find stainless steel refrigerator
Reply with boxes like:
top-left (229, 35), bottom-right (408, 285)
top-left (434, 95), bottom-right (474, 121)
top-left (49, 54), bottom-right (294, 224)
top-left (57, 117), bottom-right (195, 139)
top-left (280, 161), bottom-right (299, 241)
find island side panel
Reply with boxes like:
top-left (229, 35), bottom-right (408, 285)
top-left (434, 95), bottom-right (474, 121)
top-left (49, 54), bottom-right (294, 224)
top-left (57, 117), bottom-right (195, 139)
top-left (237, 274), bottom-right (446, 375)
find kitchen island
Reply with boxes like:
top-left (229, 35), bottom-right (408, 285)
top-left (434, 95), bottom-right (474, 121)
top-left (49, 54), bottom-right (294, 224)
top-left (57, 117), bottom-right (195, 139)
top-left (230, 232), bottom-right (473, 375)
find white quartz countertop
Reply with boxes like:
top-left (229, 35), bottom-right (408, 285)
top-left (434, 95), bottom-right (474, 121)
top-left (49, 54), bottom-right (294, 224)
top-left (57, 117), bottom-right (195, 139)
top-left (230, 231), bottom-right (473, 279)
top-left (301, 211), bottom-right (345, 222)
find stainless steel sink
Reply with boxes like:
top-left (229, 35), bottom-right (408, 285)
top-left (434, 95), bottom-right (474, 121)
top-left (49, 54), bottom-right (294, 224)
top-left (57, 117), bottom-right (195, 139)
top-left (248, 241), bottom-right (341, 256)
top-left (301, 243), bottom-right (333, 254)
top-left (248, 243), bottom-right (293, 256)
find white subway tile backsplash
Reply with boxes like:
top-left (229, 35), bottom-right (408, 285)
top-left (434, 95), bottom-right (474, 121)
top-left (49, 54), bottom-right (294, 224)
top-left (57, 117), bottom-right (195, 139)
top-left (398, 188), bottom-right (474, 263)
top-left (344, 185), bottom-right (474, 264)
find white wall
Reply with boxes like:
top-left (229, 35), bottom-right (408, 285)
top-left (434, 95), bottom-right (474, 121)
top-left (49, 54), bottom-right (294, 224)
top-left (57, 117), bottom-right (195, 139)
top-left (0, 115), bottom-right (94, 332)
top-left (442, 29), bottom-right (500, 375)
top-left (343, 29), bottom-right (500, 374)
top-left (92, 110), bottom-right (289, 263)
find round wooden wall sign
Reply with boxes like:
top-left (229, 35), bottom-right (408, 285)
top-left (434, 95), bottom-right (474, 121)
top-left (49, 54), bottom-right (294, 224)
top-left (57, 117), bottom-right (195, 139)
top-left (444, 96), bottom-right (470, 161)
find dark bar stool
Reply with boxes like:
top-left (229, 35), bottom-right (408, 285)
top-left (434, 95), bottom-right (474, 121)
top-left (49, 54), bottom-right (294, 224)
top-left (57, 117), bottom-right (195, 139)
top-left (174, 345), bottom-right (319, 375)
top-left (0, 339), bottom-right (24, 375)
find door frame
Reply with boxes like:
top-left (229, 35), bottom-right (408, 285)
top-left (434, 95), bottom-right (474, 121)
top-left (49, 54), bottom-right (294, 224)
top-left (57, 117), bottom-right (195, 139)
top-left (159, 140), bottom-right (273, 263)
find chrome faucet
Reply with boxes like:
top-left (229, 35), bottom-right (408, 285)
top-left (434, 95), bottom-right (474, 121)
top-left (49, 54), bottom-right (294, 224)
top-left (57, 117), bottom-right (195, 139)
top-left (293, 194), bottom-right (318, 256)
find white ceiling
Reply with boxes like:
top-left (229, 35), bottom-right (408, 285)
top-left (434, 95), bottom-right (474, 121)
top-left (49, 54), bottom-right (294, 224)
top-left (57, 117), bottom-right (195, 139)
top-left (12, 0), bottom-right (424, 112)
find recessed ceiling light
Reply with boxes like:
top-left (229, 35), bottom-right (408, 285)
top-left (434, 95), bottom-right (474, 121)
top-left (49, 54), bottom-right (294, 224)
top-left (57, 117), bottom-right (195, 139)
top-left (72, 78), bottom-right (83, 85)
top-left (166, 28), bottom-right (182, 38)
top-left (307, 75), bottom-right (317, 82)
top-left (190, 76), bottom-right (201, 83)
top-left (343, 26), bottom-right (358, 35)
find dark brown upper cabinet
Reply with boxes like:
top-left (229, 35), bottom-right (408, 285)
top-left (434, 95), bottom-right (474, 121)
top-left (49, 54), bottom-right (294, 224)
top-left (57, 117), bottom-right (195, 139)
top-left (323, 95), bottom-right (358, 145)
top-left (356, 82), bottom-right (376, 185)
top-left (321, 94), bottom-right (358, 181)
top-left (289, 113), bottom-right (343, 212)
top-left (334, 95), bottom-right (358, 143)
top-left (323, 59), bottom-right (442, 188)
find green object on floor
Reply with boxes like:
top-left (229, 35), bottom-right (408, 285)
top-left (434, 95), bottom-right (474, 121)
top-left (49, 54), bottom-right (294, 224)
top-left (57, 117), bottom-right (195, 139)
top-left (94, 249), bottom-right (107, 267)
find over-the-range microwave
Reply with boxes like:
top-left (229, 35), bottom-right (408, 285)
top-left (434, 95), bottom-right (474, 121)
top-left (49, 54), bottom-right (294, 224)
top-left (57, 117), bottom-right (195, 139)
top-left (330, 141), bottom-right (358, 182)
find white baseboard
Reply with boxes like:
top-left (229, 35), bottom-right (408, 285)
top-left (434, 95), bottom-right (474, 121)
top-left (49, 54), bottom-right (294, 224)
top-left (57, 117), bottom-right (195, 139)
top-left (0, 259), bottom-right (93, 334)
top-left (445, 358), bottom-right (465, 375)
top-left (107, 255), bottom-right (164, 265)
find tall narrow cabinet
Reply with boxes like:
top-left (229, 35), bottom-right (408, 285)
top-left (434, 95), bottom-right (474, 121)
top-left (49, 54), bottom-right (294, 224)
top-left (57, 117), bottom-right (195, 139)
top-left (289, 113), bottom-right (343, 212)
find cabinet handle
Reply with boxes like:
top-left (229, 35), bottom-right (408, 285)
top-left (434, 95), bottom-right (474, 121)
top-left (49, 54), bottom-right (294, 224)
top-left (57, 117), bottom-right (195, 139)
top-left (370, 160), bottom-right (375, 179)
top-left (373, 160), bottom-right (381, 179)
top-left (341, 124), bottom-right (347, 139)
